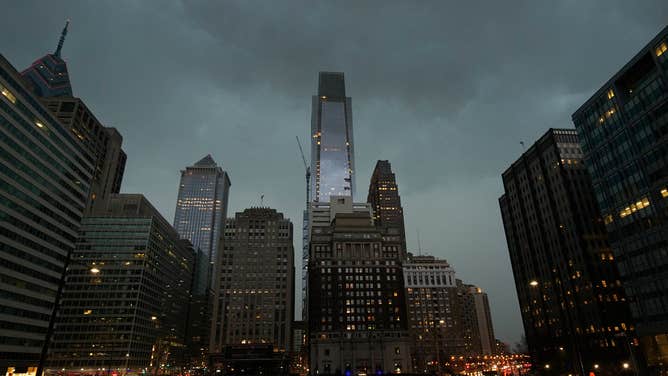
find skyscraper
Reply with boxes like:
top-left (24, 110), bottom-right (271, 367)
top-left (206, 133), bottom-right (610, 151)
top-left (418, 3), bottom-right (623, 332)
top-left (499, 129), bottom-right (635, 374)
top-left (308, 196), bottom-right (411, 375)
top-left (46, 194), bottom-right (195, 373)
top-left (304, 71), bottom-right (355, 320)
top-left (215, 208), bottom-right (294, 352)
top-left (572, 26), bottom-right (668, 372)
top-left (403, 253), bottom-right (464, 373)
top-left (21, 21), bottom-right (127, 215)
top-left (310, 72), bottom-right (354, 203)
top-left (0, 53), bottom-right (93, 374)
top-left (367, 160), bottom-right (406, 255)
top-left (173, 155), bottom-right (231, 362)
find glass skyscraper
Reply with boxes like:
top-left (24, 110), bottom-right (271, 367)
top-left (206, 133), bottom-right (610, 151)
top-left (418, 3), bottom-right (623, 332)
top-left (173, 154), bottom-right (231, 295)
top-left (310, 72), bottom-right (355, 203)
top-left (173, 155), bottom-right (230, 364)
top-left (572, 26), bottom-right (668, 372)
top-left (303, 72), bottom-right (355, 320)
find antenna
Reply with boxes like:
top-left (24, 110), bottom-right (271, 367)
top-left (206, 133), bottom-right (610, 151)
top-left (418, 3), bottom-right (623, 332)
top-left (417, 229), bottom-right (422, 256)
top-left (260, 194), bottom-right (264, 207)
top-left (520, 141), bottom-right (526, 151)
top-left (54, 19), bottom-right (70, 58)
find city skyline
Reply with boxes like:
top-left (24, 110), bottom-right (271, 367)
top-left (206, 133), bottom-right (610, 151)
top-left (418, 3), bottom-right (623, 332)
top-left (3, 1), bottom-right (668, 347)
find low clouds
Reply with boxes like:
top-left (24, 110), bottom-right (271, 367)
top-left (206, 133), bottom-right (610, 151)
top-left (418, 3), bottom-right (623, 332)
top-left (2, 0), bottom-right (667, 344)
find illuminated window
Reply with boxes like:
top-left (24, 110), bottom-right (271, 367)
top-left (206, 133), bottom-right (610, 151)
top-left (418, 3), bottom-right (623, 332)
top-left (661, 187), bottom-right (668, 198)
top-left (1, 84), bottom-right (17, 104)
top-left (607, 89), bottom-right (615, 100)
top-left (656, 42), bottom-right (667, 57)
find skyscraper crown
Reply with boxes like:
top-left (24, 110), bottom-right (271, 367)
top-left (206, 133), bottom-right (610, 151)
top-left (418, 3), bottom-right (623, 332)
top-left (318, 71), bottom-right (346, 98)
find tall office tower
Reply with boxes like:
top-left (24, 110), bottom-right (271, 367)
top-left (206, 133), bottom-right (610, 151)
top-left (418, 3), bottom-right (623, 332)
top-left (499, 128), bottom-right (635, 374)
top-left (46, 194), bottom-right (195, 373)
top-left (367, 160), bottom-right (406, 256)
top-left (571, 26), bottom-right (668, 372)
top-left (173, 155), bottom-right (231, 362)
top-left (457, 282), bottom-right (496, 356)
top-left (308, 196), bottom-right (412, 375)
top-left (403, 253), bottom-right (464, 373)
top-left (21, 22), bottom-right (127, 214)
top-left (213, 208), bottom-right (294, 352)
top-left (304, 71), bottom-right (355, 320)
top-left (311, 72), bottom-right (355, 203)
top-left (0, 54), bottom-right (93, 374)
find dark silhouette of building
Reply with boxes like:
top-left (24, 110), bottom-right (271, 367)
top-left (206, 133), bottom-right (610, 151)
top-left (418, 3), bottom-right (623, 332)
top-left (214, 208), bottom-right (294, 353)
top-left (173, 155), bottom-right (231, 365)
top-left (499, 128), bottom-right (636, 375)
top-left (46, 194), bottom-right (195, 374)
top-left (308, 196), bottom-right (411, 375)
top-left (367, 160), bottom-right (407, 256)
top-left (571, 25), bottom-right (668, 373)
top-left (0, 52), bottom-right (93, 374)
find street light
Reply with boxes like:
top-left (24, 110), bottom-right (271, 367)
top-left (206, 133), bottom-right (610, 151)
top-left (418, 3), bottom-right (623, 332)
top-left (623, 363), bottom-right (630, 369)
top-left (529, 280), bottom-right (539, 287)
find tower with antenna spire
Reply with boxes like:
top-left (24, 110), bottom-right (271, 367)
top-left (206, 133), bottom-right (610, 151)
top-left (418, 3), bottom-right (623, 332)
top-left (21, 20), bottom-right (73, 97)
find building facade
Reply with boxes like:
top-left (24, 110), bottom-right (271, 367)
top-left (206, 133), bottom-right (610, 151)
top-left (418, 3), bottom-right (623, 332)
top-left (214, 208), bottom-right (294, 353)
top-left (308, 196), bottom-right (411, 375)
top-left (499, 128), bottom-right (635, 375)
top-left (46, 194), bottom-right (195, 374)
top-left (457, 283), bottom-right (495, 357)
top-left (403, 254), bottom-right (464, 372)
top-left (310, 71), bottom-right (355, 203)
top-left (0, 53), bottom-right (93, 374)
top-left (571, 26), bottom-right (668, 372)
top-left (367, 160), bottom-right (406, 255)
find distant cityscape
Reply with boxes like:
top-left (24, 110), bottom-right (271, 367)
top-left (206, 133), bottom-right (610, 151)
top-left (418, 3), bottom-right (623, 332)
top-left (0, 16), bottom-right (667, 376)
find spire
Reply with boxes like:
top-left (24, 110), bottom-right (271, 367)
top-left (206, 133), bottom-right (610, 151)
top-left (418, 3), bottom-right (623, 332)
top-left (194, 154), bottom-right (217, 167)
top-left (54, 19), bottom-right (70, 58)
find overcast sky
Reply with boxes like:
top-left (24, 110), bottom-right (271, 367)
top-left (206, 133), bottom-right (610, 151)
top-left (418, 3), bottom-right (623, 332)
top-left (2, 0), bottom-right (667, 346)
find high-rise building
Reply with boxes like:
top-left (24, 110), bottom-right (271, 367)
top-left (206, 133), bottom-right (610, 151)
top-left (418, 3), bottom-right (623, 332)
top-left (0, 53), bottom-right (93, 374)
top-left (571, 26), bottom-right (668, 372)
top-left (367, 160), bottom-right (406, 256)
top-left (403, 253), bottom-right (464, 372)
top-left (310, 72), bottom-right (354, 203)
top-left (46, 194), bottom-right (195, 373)
top-left (173, 155), bottom-right (231, 363)
top-left (21, 21), bottom-right (127, 214)
top-left (308, 196), bottom-right (412, 375)
top-left (457, 283), bottom-right (495, 356)
top-left (213, 208), bottom-right (294, 353)
top-left (499, 128), bottom-right (635, 373)
top-left (304, 71), bottom-right (355, 320)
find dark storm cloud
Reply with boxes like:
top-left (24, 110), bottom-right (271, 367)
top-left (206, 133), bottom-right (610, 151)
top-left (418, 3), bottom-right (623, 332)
top-left (2, 0), bottom-right (667, 345)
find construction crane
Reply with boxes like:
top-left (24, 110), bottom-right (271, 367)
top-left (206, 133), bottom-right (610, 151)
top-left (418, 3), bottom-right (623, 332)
top-left (296, 136), bottom-right (311, 204)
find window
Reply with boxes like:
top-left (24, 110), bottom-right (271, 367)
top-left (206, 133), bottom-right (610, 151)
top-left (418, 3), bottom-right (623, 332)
top-left (607, 89), bottom-right (615, 100)
top-left (656, 42), bottom-right (667, 57)
top-left (1, 84), bottom-right (16, 104)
